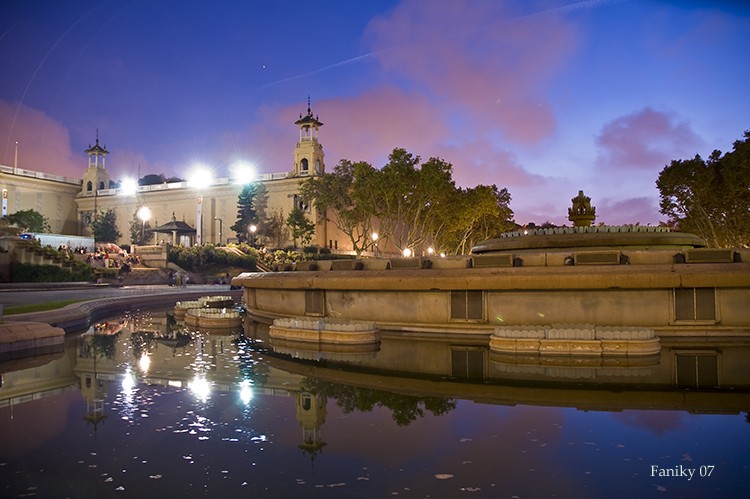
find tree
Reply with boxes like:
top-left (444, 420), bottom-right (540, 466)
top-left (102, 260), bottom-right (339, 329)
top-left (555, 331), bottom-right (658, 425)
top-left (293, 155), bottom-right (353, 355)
top-left (91, 209), bottom-right (121, 244)
top-left (265, 209), bottom-right (289, 249)
top-left (231, 183), bottom-right (268, 243)
top-left (129, 210), bottom-right (152, 245)
top-left (657, 131), bottom-right (750, 248)
top-left (300, 159), bottom-right (377, 256)
top-left (7, 209), bottom-right (50, 233)
top-left (286, 208), bottom-right (315, 248)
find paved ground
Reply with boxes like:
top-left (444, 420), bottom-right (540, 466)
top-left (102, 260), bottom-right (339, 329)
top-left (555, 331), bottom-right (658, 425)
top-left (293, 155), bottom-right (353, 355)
top-left (0, 283), bottom-right (234, 308)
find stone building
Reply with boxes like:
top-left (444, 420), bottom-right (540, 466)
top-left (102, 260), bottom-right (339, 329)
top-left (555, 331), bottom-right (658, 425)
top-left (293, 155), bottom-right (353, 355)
top-left (1, 100), bottom-right (348, 251)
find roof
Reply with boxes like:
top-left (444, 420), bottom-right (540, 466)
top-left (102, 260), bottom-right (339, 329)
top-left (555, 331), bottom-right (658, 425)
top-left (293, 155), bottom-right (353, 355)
top-left (149, 214), bottom-right (196, 234)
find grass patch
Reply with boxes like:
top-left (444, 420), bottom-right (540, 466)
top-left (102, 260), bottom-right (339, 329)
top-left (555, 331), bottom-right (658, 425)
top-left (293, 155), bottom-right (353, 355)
top-left (3, 299), bottom-right (85, 316)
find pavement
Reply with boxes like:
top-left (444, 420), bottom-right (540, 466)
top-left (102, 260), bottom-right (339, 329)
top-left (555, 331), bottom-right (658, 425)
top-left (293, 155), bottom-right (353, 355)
top-left (0, 283), bottom-right (243, 335)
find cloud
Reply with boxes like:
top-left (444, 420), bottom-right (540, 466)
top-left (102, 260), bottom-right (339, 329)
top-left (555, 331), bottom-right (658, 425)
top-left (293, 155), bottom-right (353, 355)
top-left (595, 107), bottom-right (703, 171)
top-left (595, 195), bottom-right (662, 226)
top-left (364, 0), bottom-right (579, 144)
top-left (0, 99), bottom-right (80, 178)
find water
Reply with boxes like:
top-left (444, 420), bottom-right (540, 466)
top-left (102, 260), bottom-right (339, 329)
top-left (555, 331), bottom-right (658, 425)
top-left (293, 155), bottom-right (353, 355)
top-left (1, 309), bottom-right (748, 498)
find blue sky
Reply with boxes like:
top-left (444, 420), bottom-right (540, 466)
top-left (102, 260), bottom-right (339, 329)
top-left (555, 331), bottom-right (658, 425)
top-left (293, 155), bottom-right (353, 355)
top-left (1, 0), bottom-right (748, 225)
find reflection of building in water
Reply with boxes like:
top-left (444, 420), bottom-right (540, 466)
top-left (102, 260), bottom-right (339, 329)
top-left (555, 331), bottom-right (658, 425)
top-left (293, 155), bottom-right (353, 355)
top-left (295, 391), bottom-right (327, 461)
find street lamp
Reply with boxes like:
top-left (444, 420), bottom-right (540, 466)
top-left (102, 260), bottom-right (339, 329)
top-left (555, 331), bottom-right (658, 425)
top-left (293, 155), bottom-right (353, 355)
top-left (371, 232), bottom-right (379, 257)
top-left (403, 248), bottom-right (412, 258)
top-left (137, 206), bottom-right (152, 244)
top-left (214, 217), bottom-right (223, 246)
top-left (188, 166), bottom-right (214, 246)
top-left (249, 224), bottom-right (257, 247)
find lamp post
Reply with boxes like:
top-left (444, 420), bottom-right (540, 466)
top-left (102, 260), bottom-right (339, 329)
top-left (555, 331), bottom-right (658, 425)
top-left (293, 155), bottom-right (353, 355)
top-left (249, 224), bottom-right (257, 247)
top-left (214, 217), bottom-right (223, 246)
top-left (371, 232), bottom-right (379, 257)
top-left (137, 206), bottom-right (151, 245)
top-left (188, 166), bottom-right (213, 246)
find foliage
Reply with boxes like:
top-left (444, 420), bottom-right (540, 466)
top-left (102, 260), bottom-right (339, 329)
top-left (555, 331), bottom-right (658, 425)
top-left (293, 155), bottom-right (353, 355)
top-left (303, 379), bottom-right (456, 427)
top-left (7, 209), bottom-right (50, 233)
top-left (10, 262), bottom-right (94, 282)
top-left (230, 183), bottom-right (268, 243)
top-left (138, 173), bottom-right (184, 185)
top-left (91, 209), bottom-right (121, 244)
top-left (302, 147), bottom-right (515, 256)
top-left (300, 159), bottom-right (377, 256)
top-left (168, 244), bottom-right (256, 272)
top-left (657, 131), bottom-right (750, 248)
top-left (264, 209), bottom-right (289, 249)
top-left (286, 208), bottom-right (315, 248)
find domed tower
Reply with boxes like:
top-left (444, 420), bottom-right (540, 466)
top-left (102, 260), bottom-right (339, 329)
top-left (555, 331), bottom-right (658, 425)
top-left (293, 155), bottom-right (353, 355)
top-left (82, 130), bottom-right (111, 195)
top-left (293, 96), bottom-right (324, 177)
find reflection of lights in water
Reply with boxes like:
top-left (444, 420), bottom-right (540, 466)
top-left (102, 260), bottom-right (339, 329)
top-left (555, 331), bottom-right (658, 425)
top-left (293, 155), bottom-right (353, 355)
top-left (122, 370), bottom-right (136, 393)
top-left (189, 376), bottom-right (211, 401)
top-left (239, 380), bottom-right (253, 404)
top-left (139, 353), bottom-right (151, 372)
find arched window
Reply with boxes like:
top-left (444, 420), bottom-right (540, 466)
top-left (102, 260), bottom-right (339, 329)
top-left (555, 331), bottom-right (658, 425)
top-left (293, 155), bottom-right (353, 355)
top-left (300, 158), bottom-right (309, 175)
top-left (98, 181), bottom-right (105, 190)
top-left (315, 159), bottom-right (321, 174)
top-left (87, 181), bottom-right (93, 192)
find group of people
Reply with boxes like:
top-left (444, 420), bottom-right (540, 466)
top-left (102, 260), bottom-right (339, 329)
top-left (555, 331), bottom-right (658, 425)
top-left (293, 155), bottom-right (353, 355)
top-left (168, 270), bottom-right (189, 287)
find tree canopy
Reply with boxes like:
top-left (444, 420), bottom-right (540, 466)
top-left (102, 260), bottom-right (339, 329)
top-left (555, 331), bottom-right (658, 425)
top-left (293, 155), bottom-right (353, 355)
top-left (7, 209), bottom-right (50, 233)
top-left (657, 131), bottom-right (750, 248)
top-left (301, 147), bottom-right (515, 256)
top-left (231, 183), bottom-right (268, 244)
top-left (91, 209), bottom-right (121, 244)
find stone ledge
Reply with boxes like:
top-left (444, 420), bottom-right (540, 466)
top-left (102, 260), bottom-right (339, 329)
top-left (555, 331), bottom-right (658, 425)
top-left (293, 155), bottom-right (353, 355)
top-left (0, 322), bottom-right (65, 354)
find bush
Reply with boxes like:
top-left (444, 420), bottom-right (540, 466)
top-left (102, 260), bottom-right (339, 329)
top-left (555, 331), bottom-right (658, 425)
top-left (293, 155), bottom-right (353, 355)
top-left (11, 263), bottom-right (94, 282)
top-left (168, 244), bottom-right (256, 272)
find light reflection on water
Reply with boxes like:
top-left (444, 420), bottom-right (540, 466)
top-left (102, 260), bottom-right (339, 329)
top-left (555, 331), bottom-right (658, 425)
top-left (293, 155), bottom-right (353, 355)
top-left (0, 308), bottom-right (748, 498)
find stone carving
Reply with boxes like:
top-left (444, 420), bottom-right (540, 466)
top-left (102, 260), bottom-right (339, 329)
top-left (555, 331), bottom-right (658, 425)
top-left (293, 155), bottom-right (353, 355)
top-left (568, 190), bottom-right (596, 227)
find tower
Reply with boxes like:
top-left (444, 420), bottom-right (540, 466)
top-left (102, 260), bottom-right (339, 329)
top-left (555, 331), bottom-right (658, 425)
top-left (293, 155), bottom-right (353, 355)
top-left (81, 130), bottom-right (111, 195)
top-left (293, 96), bottom-right (324, 177)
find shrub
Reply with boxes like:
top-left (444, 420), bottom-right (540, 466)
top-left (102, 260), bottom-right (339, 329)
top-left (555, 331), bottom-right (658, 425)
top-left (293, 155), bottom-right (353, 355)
top-left (11, 263), bottom-right (94, 282)
top-left (168, 245), bottom-right (256, 272)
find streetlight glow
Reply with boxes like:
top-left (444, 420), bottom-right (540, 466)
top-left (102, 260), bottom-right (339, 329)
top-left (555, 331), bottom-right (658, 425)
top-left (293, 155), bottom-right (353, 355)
top-left (120, 177), bottom-right (138, 196)
top-left (137, 206), bottom-right (152, 243)
top-left (403, 248), bottom-right (412, 258)
top-left (187, 166), bottom-right (214, 188)
top-left (230, 161), bottom-right (256, 185)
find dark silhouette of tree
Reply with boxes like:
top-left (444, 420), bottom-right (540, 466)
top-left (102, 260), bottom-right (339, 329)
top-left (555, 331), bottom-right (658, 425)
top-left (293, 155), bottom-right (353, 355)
top-left (231, 183), bottom-right (268, 243)
top-left (91, 209), bottom-right (121, 243)
top-left (657, 131), bottom-right (750, 248)
top-left (6, 209), bottom-right (50, 233)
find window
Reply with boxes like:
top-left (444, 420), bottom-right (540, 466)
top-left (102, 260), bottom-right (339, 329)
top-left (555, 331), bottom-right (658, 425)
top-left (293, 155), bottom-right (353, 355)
top-left (451, 348), bottom-right (485, 380)
top-left (675, 353), bottom-right (719, 389)
top-left (87, 181), bottom-right (93, 192)
top-left (300, 158), bottom-right (309, 175)
top-left (674, 288), bottom-right (716, 321)
top-left (450, 290), bottom-right (483, 320)
top-left (305, 289), bottom-right (324, 315)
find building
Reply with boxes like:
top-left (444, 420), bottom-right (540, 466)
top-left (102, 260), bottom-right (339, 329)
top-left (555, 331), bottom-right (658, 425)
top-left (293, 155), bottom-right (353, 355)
top-left (1, 100), bottom-right (346, 251)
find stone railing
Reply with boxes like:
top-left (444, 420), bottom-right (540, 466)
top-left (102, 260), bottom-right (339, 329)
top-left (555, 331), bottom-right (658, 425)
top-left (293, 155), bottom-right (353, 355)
top-left (499, 225), bottom-right (671, 238)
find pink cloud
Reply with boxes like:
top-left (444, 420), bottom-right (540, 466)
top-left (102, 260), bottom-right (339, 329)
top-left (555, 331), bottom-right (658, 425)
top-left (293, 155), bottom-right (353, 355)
top-left (614, 410), bottom-right (687, 436)
top-left (595, 196), bottom-right (662, 226)
top-left (595, 107), bottom-right (703, 171)
top-left (0, 99), bottom-right (81, 179)
top-left (364, 0), bottom-right (579, 144)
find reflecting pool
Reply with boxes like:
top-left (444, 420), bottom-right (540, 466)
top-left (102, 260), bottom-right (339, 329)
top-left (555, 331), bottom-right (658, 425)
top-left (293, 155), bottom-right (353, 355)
top-left (1, 310), bottom-right (749, 498)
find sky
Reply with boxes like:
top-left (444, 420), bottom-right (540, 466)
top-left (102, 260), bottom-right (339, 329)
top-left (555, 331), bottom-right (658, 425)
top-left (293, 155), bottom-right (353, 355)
top-left (1, 0), bottom-right (748, 226)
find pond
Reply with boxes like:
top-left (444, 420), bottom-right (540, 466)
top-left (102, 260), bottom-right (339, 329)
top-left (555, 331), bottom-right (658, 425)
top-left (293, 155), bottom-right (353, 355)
top-left (1, 309), bottom-right (749, 498)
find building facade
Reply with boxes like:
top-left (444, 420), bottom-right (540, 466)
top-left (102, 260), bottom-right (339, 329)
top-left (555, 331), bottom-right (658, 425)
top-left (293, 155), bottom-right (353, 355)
top-left (1, 101), bottom-right (349, 251)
